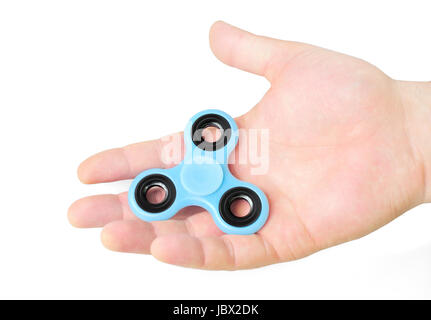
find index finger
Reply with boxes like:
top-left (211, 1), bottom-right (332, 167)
top-left (78, 132), bottom-right (184, 184)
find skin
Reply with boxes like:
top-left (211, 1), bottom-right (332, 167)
top-left (68, 21), bottom-right (431, 270)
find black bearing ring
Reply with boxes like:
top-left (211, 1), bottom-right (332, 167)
top-left (219, 187), bottom-right (262, 227)
top-left (135, 174), bottom-right (176, 213)
top-left (191, 113), bottom-right (231, 151)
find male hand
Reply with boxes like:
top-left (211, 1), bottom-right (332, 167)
top-left (69, 21), bottom-right (431, 270)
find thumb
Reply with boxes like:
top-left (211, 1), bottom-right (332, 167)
top-left (209, 21), bottom-right (310, 82)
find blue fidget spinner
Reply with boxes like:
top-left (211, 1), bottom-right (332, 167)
top-left (128, 109), bottom-right (269, 235)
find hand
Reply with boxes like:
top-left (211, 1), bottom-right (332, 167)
top-left (68, 21), bottom-right (431, 270)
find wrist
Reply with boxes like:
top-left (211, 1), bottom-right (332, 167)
top-left (398, 80), bottom-right (431, 203)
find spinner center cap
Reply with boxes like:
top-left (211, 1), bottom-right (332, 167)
top-left (180, 158), bottom-right (224, 196)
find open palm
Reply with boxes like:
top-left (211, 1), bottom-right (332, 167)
top-left (69, 21), bottom-right (426, 269)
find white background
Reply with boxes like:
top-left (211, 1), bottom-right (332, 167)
top-left (0, 0), bottom-right (430, 299)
